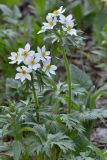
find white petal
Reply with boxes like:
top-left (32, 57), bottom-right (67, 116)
top-left (59, 14), bottom-right (65, 24)
top-left (36, 63), bottom-right (41, 68)
top-left (66, 21), bottom-right (74, 27)
top-left (26, 74), bottom-right (31, 81)
top-left (27, 68), bottom-right (32, 73)
top-left (59, 6), bottom-right (63, 11)
top-left (62, 26), bottom-right (67, 31)
top-left (17, 56), bottom-right (23, 64)
top-left (29, 51), bottom-right (35, 57)
top-left (49, 70), bottom-right (56, 75)
top-left (9, 52), bottom-right (17, 59)
top-left (8, 56), bottom-right (15, 61)
top-left (41, 57), bottom-right (46, 62)
top-left (46, 51), bottom-right (50, 55)
top-left (45, 56), bottom-right (51, 60)
top-left (33, 64), bottom-right (41, 70)
top-left (46, 71), bottom-right (51, 77)
top-left (37, 30), bottom-right (44, 34)
top-left (15, 73), bottom-right (21, 79)
top-left (42, 66), bottom-right (46, 72)
top-left (43, 60), bottom-right (51, 66)
top-left (35, 57), bottom-right (40, 63)
top-left (59, 6), bottom-right (66, 13)
top-left (66, 14), bottom-right (73, 21)
top-left (16, 67), bottom-right (22, 72)
top-left (21, 76), bottom-right (26, 82)
top-left (51, 65), bottom-right (57, 70)
top-left (18, 48), bottom-right (24, 54)
top-left (22, 66), bottom-right (28, 70)
top-left (9, 61), bottom-right (16, 64)
top-left (37, 47), bottom-right (41, 54)
top-left (46, 15), bottom-right (52, 22)
top-left (35, 53), bottom-right (41, 59)
top-left (43, 22), bottom-right (49, 27)
top-left (42, 45), bottom-right (46, 52)
top-left (47, 13), bottom-right (54, 17)
top-left (69, 29), bottom-right (77, 36)
top-left (24, 57), bottom-right (31, 65)
top-left (25, 43), bottom-right (30, 52)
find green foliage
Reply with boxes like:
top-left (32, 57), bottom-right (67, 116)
top-left (70, 64), bottom-right (93, 90)
top-left (0, 0), bottom-right (107, 160)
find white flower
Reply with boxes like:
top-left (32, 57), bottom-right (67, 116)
top-left (38, 15), bottom-right (57, 34)
top-left (8, 52), bottom-right (19, 64)
top-left (37, 26), bottom-right (47, 34)
top-left (62, 21), bottom-right (77, 36)
top-left (48, 6), bottom-right (65, 17)
top-left (42, 60), bottom-right (57, 77)
top-left (18, 43), bottom-right (35, 64)
top-left (37, 46), bottom-right (51, 62)
top-left (15, 66), bottom-right (31, 82)
top-left (25, 56), bottom-right (41, 70)
top-left (59, 14), bottom-right (74, 24)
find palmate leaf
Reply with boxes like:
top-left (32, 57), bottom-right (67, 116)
top-left (60, 151), bottom-right (95, 160)
top-left (0, 4), bottom-right (12, 16)
top-left (70, 64), bottom-right (93, 90)
top-left (89, 145), bottom-right (107, 159)
top-left (58, 114), bottom-right (85, 134)
top-left (73, 107), bottom-right (107, 121)
top-left (0, 145), bottom-right (10, 152)
top-left (22, 124), bottom-right (75, 156)
top-left (12, 141), bottom-right (22, 160)
top-left (48, 132), bottom-right (75, 153)
top-left (13, 5), bottom-right (21, 18)
top-left (0, 115), bottom-right (8, 124)
top-left (90, 84), bottom-right (107, 109)
top-left (33, 125), bottom-right (75, 154)
top-left (25, 136), bottom-right (47, 156)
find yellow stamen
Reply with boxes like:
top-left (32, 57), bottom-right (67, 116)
top-left (49, 21), bottom-right (54, 26)
top-left (47, 64), bottom-right (51, 69)
top-left (53, 10), bottom-right (59, 14)
top-left (67, 26), bottom-right (72, 31)
top-left (22, 51), bottom-right (28, 57)
top-left (42, 51), bottom-right (46, 57)
top-left (15, 55), bottom-right (18, 60)
top-left (22, 70), bottom-right (26, 74)
top-left (30, 59), bottom-right (35, 65)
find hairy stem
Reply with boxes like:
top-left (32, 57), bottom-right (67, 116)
top-left (62, 46), bottom-right (72, 113)
top-left (31, 73), bottom-right (39, 122)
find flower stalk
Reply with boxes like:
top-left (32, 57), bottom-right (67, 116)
top-left (62, 45), bottom-right (72, 113)
top-left (31, 73), bottom-right (40, 122)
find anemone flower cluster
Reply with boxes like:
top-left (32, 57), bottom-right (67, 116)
top-left (38, 6), bottom-right (77, 36)
top-left (8, 43), bottom-right (57, 82)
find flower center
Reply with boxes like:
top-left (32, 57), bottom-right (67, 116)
top-left (47, 64), bottom-right (51, 69)
top-left (49, 21), bottom-right (54, 26)
top-left (15, 55), bottom-right (18, 60)
top-left (22, 70), bottom-right (26, 75)
top-left (42, 51), bottom-right (46, 57)
top-left (30, 59), bottom-right (35, 65)
top-left (53, 10), bottom-right (59, 14)
top-left (22, 51), bottom-right (28, 57)
top-left (67, 26), bottom-right (72, 31)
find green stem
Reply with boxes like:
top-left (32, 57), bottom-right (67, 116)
top-left (62, 45), bottom-right (72, 113)
top-left (58, 150), bottom-right (62, 160)
top-left (31, 73), bottom-right (40, 122)
top-left (52, 146), bottom-right (57, 160)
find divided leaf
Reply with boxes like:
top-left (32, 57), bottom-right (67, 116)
top-left (70, 64), bottom-right (93, 90)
